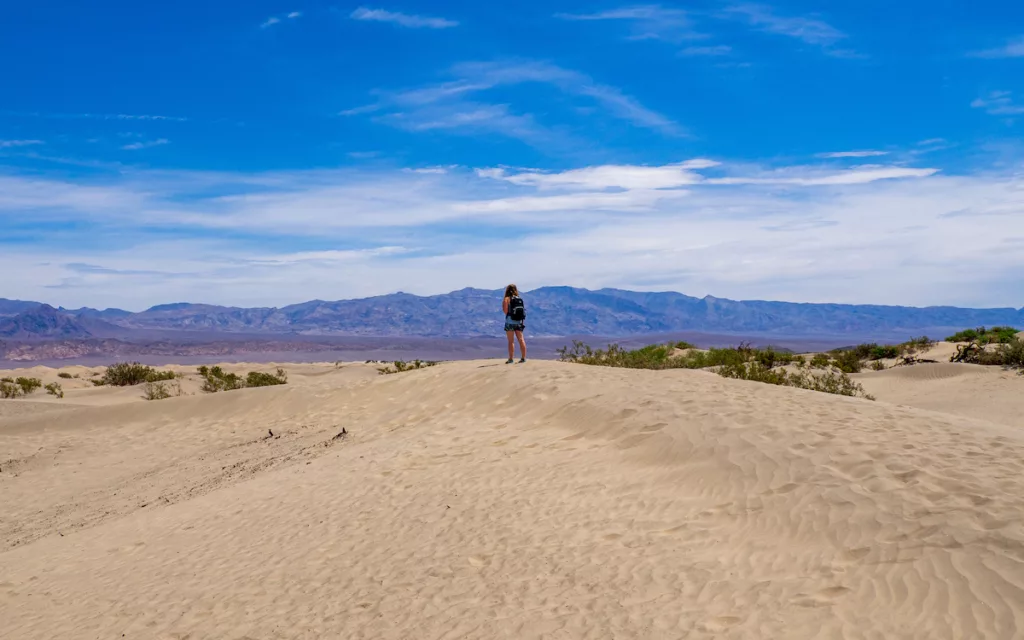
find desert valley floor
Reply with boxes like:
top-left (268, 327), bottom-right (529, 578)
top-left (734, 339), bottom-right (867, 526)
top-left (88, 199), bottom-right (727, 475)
top-left (2, 355), bottom-right (1024, 639)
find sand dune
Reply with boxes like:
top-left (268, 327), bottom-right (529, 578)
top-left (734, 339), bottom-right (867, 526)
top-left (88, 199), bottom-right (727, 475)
top-left (2, 360), bottom-right (1024, 638)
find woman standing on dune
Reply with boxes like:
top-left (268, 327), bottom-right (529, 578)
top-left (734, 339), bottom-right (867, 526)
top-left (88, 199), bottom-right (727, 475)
top-left (503, 284), bottom-right (527, 364)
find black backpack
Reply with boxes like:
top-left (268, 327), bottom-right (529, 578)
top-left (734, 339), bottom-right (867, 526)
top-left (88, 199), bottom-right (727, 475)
top-left (508, 295), bottom-right (526, 322)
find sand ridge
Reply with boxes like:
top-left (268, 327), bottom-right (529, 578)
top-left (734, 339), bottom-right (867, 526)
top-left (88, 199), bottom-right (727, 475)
top-left (1, 360), bottom-right (1024, 638)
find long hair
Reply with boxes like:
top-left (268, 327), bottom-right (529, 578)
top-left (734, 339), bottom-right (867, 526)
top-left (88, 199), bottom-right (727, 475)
top-left (504, 284), bottom-right (519, 299)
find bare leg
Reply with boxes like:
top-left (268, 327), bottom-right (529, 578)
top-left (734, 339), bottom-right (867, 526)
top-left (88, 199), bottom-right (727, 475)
top-left (506, 331), bottom-right (515, 360)
top-left (515, 330), bottom-right (527, 360)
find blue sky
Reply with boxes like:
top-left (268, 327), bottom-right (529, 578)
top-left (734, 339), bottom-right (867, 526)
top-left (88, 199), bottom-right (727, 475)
top-left (2, 1), bottom-right (1023, 310)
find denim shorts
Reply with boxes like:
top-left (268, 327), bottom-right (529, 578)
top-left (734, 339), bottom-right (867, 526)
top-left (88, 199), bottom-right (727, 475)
top-left (504, 319), bottom-right (525, 332)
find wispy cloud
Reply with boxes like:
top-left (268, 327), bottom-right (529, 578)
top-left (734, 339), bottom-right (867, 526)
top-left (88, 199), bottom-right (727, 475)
top-left (816, 150), bottom-right (889, 158)
top-left (679, 45), bottom-right (732, 56)
top-left (972, 91), bottom-right (1024, 116)
top-left (121, 138), bottom-right (170, 151)
top-left (721, 4), bottom-right (856, 57)
top-left (351, 7), bottom-right (458, 29)
top-left (4, 158), bottom-right (1016, 310)
top-left (2, 110), bottom-right (188, 122)
top-left (969, 36), bottom-right (1024, 59)
top-left (341, 60), bottom-right (683, 145)
top-left (555, 5), bottom-right (702, 42)
top-left (0, 139), bottom-right (44, 148)
top-left (261, 11), bottom-right (302, 28)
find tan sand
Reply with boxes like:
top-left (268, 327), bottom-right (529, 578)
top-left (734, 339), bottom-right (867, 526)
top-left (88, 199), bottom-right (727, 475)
top-left (2, 359), bottom-right (1024, 638)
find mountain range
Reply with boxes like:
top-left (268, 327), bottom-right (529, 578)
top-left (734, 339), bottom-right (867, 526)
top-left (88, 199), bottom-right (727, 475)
top-left (2, 287), bottom-right (1021, 341)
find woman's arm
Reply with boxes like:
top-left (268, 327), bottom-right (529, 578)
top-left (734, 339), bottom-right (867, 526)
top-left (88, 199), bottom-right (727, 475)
top-left (502, 297), bottom-right (509, 315)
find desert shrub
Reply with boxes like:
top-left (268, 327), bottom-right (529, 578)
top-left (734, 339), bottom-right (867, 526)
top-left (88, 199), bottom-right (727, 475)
top-left (809, 353), bottom-right (831, 369)
top-left (792, 354), bottom-right (806, 367)
top-left (946, 326), bottom-right (1019, 345)
top-left (831, 350), bottom-right (863, 374)
top-left (673, 341), bottom-right (696, 349)
top-left (102, 362), bottom-right (176, 387)
top-left (717, 362), bottom-right (873, 399)
top-left (44, 382), bottom-right (64, 398)
top-left (1001, 337), bottom-right (1024, 369)
top-left (246, 368), bottom-right (288, 387)
top-left (1, 381), bottom-right (22, 399)
top-left (870, 360), bottom-right (886, 371)
top-left (90, 379), bottom-right (107, 387)
top-left (900, 336), bottom-right (935, 354)
top-left (718, 362), bottom-right (790, 386)
top-left (0, 377), bottom-right (12, 383)
top-left (378, 360), bottom-right (439, 375)
top-left (57, 372), bottom-right (73, 379)
top-left (198, 366), bottom-right (245, 392)
top-left (142, 380), bottom-right (181, 400)
top-left (16, 377), bottom-right (42, 395)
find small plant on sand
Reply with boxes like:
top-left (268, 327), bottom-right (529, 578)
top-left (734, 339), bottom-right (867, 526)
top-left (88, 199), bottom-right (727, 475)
top-left (45, 382), bottom-right (64, 398)
top-left (829, 350), bottom-right (863, 374)
top-left (142, 379), bottom-right (182, 400)
top-left (197, 366), bottom-right (245, 392)
top-left (809, 353), bottom-right (831, 369)
top-left (377, 359), bottom-right (439, 375)
top-left (57, 372), bottom-right (73, 379)
top-left (1, 377), bottom-right (43, 399)
top-left (870, 360), bottom-right (886, 371)
top-left (245, 368), bottom-right (288, 387)
top-left (102, 362), bottom-right (177, 387)
top-left (946, 326), bottom-right (1019, 345)
top-left (1, 381), bottom-right (21, 398)
top-left (15, 377), bottom-right (42, 395)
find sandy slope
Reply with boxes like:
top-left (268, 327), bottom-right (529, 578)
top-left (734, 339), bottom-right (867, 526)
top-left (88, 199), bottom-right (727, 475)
top-left (2, 360), bottom-right (1024, 639)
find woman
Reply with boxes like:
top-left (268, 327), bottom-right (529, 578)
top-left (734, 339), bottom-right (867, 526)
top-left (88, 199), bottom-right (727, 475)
top-left (502, 284), bottom-right (527, 364)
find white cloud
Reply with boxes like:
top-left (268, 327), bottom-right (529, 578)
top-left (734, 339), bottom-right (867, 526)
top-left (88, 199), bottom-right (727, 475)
top-left (5, 159), bottom-right (1022, 310)
top-left (350, 7), bottom-right (458, 29)
top-left (121, 138), bottom-right (170, 151)
top-left (680, 45), bottom-right (732, 56)
top-left (287, 12), bottom-right (302, 19)
top-left (349, 60), bottom-right (683, 141)
top-left (721, 4), bottom-right (856, 57)
top-left (479, 160), bottom-right (718, 190)
top-left (816, 150), bottom-right (889, 158)
top-left (261, 16), bottom-right (281, 28)
top-left (969, 36), bottom-right (1024, 59)
top-left (0, 140), bottom-right (44, 148)
top-left (972, 91), bottom-right (1024, 116)
top-left (556, 5), bottom-right (702, 43)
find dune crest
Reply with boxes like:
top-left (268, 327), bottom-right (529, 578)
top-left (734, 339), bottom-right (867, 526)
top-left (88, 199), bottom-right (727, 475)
top-left (2, 360), bottom-right (1023, 638)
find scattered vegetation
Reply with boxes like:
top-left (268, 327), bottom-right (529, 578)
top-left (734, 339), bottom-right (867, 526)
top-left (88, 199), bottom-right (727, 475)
top-left (377, 360), bottom-right (440, 375)
top-left (142, 379), bottom-right (182, 401)
top-left (246, 369), bottom-right (288, 387)
top-left (945, 326), bottom-right (1019, 345)
top-left (57, 372), bottom-right (73, 379)
top-left (197, 366), bottom-right (288, 392)
top-left (557, 341), bottom-right (874, 399)
top-left (44, 382), bottom-right (64, 398)
top-left (951, 336), bottom-right (1024, 371)
top-left (1, 377), bottom-right (44, 399)
top-left (101, 362), bottom-right (177, 387)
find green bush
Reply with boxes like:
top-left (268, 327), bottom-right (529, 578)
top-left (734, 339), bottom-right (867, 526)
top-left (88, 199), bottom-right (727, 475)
top-left (717, 362), bottom-right (873, 399)
top-left (1002, 337), bottom-right (1024, 369)
top-left (90, 379), bottom-right (107, 387)
top-left (831, 350), bottom-right (863, 374)
top-left (378, 360), bottom-right (440, 375)
top-left (1, 381), bottom-right (21, 399)
top-left (101, 362), bottom-right (176, 387)
top-left (45, 382), bottom-right (64, 398)
top-left (15, 377), bottom-right (42, 395)
top-left (946, 326), bottom-right (1019, 345)
top-left (870, 360), bottom-right (886, 371)
top-left (809, 353), bottom-right (831, 369)
top-left (142, 380), bottom-right (179, 400)
top-left (198, 366), bottom-right (245, 392)
top-left (57, 372), bottom-right (73, 379)
top-left (246, 368), bottom-right (288, 387)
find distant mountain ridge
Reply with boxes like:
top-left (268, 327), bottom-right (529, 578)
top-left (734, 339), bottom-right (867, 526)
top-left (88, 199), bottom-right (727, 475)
top-left (0, 288), bottom-right (1021, 340)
